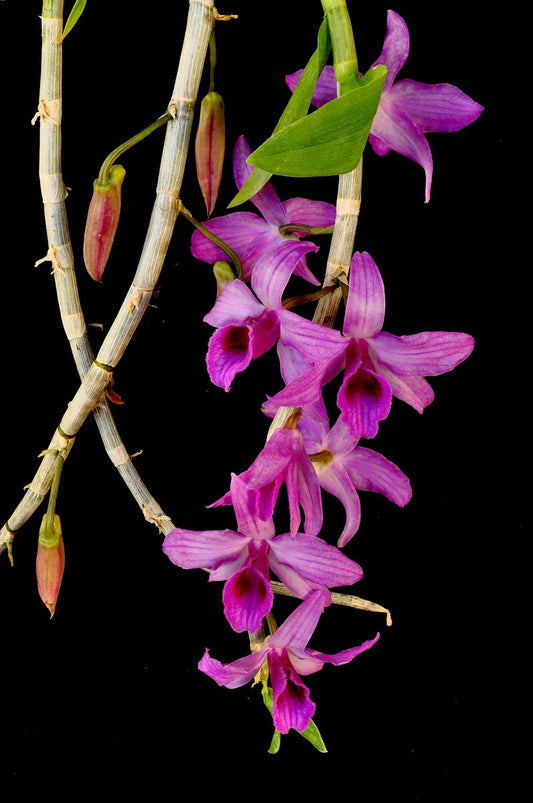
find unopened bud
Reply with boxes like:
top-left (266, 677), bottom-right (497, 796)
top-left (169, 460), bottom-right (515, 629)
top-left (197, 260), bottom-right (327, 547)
top-left (195, 92), bottom-right (225, 216)
top-left (83, 164), bottom-right (126, 282)
top-left (36, 513), bottom-right (65, 618)
top-left (213, 261), bottom-right (236, 296)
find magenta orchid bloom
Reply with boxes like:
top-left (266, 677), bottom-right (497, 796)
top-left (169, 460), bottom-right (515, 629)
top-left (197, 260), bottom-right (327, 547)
top-left (263, 251), bottom-right (474, 440)
top-left (162, 475), bottom-right (363, 634)
top-left (299, 412), bottom-right (412, 547)
top-left (198, 588), bottom-right (380, 734)
top-left (210, 420), bottom-right (323, 536)
top-left (286, 9), bottom-right (483, 202)
top-left (203, 237), bottom-right (346, 391)
top-left (191, 135), bottom-right (336, 282)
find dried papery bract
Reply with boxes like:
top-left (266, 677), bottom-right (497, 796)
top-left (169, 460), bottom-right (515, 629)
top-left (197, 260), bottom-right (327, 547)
top-left (83, 164), bottom-right (126, 282)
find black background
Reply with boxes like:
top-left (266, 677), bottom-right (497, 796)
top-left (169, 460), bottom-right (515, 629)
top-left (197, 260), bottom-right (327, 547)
top-left (0, 0), bottom-right (516, 797)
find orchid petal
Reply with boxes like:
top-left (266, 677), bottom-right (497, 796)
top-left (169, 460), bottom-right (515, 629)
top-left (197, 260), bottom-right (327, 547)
top-left (344, 251), bottom-right (386, 339)
top-left (344, 446), bottom-right (412, 508)
top-left (313, 461), bottom-right (362, 547)
top-left (369, 98), bottom-right (434, 203)
top-left (389, 79), bottom-right (484, 133)
top-left (276, 339), bottom-right (313, 386)
top-left (372, 363), bottom-right (435, 413)
top-left (198, 647), bottom-right (267, 689)
top-left (371, 9), bottom-right (410, 89)
top-left (284, 445), bottom-right (323, 536)
top-left (251, 239), bottom-right (318, 309)
top-left (270, 532), bottom-right (363, 587)
top-left (162, 527), bottom-right (248, 573)
top-left (337, 355), bottom-right (392, 440)
top-left (205, 324), bottom-right (253, 391)
top-left (285, 66), bottom-right (337, 108)
top-left (249, 310), bottom-right (281, 360)
top-left (263, 359), bottom-right (337, 417)
top-left (203, 278), bottom-right (265, 328)
top-left (320, 414), bottom-right (355, 456)
top-left (269, 589), bottom-right (329, 651)
top-left (229, 474), bottom-right (276, 541)
top-left (233, 135), bottom-right (287, 226)
top-left (305, 630), bottom-right (380, 667)
top-left (277, 308), bottom-right (347, 364)
top-left (283, 197), bottom-right (336, 229)
top-left (190, 211), bottom-right (269, 264)
top-left (270, 552), bottom-right (328, 602)
top-left (371, 330), bottom-right (475, 376)
top-left (223, 562), bottom-right (273, 633)
top-left (268, 650), bottom-right (316, 734)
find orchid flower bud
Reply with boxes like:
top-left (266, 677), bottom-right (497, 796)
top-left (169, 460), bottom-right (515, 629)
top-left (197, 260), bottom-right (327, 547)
top-left (83, 163), bottom-right (126, 282)
top-left (213, 260), bottom-right (235, 297)
top-left (195, 91), bottom-right (225, 216)
top-left (36, 513), bottom-right (65, 618)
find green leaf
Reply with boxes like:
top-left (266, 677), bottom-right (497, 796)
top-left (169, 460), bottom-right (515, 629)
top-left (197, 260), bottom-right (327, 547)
top-left (247, 64), bottom-right (387, 178)
top-left (60, 0), bottom-right (87, 42)
top-left (228, 19), bottom-right (331, 208)
top-left (267, 729), bottom-right (281, 754)
top-left (299, 717), bottom-right (328, 753)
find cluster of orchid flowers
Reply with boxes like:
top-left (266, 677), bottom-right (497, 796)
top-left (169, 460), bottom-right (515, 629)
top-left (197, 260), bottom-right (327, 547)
top-left (160, 10), bottom-right (483, 745)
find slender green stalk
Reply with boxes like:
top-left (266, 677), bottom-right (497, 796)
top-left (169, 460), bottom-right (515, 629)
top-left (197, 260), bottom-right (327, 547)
top-left (0, 0), bottom-right (215, 556)
top-left (41, 449), bottom-right (65, 536)
top-left (178, 202), bottom-right (243, 279)
top-left (98, 112), bottom-right (172, 185)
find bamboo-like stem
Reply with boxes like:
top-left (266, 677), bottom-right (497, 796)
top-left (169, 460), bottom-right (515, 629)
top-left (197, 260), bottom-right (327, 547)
top-left (36, 2), bottom-right (169, 530)
top-left (0, 0), bottom-right (215, 557)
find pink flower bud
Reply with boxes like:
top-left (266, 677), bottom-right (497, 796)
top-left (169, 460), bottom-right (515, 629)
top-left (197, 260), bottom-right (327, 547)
top-left (36, 514), bottom-right (65, 618)
top-left (195, 92), bottom-right (225, 216)
top-left (83, 164), bottom-right (126, 282)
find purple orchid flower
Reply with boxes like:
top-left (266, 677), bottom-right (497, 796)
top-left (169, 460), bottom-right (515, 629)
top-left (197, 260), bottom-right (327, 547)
top-left (210, 417), bottom-right (323, 537)
top-left (263, 251), bottom-right (474, 440)
top-left (191, 135), bottom-right (336, 282)
top-left (198, 588), bottom-right (380, 734)
top-left (299, 412), bottom-right (412, 547)
top-left (203, 236), bottom-right (347, 391)
top-left (286, 9), bottom-right (483, 202)
top-left (162, 475), bottom-right (363, 634)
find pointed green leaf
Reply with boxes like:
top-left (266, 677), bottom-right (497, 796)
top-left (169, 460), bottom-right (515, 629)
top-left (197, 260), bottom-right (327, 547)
top-left (299, 717), bottom-right (328, 753)
top-left (267, 729), bottom-right (282, 754)
top-left (228, 19), bottom-right (331, 208)
top-left (247, 64), bottom-right (387, 177)
top-left (60, 0), bottom-right (87, 42)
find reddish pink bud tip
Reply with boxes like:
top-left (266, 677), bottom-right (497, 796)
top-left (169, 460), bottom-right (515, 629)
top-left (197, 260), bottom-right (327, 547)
top-left (83, 164), bottom-right (126, 282)
top-left (195, 92), bottom-right (225, 216)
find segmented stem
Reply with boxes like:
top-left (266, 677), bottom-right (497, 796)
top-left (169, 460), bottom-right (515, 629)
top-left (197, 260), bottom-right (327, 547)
top-left (0, 0), bottom-right (215, 556)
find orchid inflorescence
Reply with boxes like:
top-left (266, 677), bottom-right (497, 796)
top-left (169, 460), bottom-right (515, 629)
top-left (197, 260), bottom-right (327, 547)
top-left (0, 2), bottom-right (482, 753)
